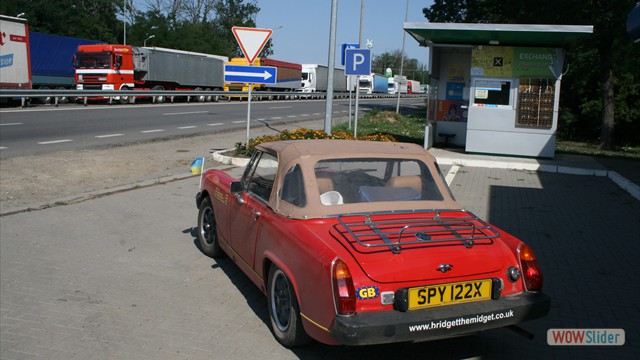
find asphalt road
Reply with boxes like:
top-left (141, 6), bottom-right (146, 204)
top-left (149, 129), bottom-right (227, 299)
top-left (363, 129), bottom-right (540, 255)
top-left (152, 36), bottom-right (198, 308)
top-left (0, 97), bottom-right (426, 159)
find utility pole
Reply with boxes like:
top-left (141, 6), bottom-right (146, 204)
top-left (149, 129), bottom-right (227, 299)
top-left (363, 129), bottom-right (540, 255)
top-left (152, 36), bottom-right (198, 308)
top-left (324, 0), bottom-right (339, 133)
top-left (396, 0), bottom-right (409, 113)
top-left (353, 0), bottom-right (364, 138)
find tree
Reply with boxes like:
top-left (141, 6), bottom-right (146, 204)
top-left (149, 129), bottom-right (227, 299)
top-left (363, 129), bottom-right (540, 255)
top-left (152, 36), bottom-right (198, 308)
top-left (1, 0), bottom-right (120, 42)
top-left (372, 50), bottom-right (427, 83)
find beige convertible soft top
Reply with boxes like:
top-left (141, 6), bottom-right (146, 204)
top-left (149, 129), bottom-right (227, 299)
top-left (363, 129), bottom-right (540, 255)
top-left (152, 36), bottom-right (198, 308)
top-left (254, 140), bottom-right (460, 219)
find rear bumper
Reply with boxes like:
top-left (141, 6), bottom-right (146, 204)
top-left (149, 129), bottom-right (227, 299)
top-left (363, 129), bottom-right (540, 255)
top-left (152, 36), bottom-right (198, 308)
top-left (330, 292), bottom-right (550, 346)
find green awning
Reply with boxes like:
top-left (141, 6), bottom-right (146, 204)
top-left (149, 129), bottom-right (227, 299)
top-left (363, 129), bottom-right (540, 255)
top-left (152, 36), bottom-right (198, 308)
top-left (404, 23), bottom-right (593, 47)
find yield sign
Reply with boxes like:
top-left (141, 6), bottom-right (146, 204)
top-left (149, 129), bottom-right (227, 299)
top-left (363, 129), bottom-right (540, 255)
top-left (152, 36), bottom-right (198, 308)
top-left (232, 26), bottom-right (272, 64)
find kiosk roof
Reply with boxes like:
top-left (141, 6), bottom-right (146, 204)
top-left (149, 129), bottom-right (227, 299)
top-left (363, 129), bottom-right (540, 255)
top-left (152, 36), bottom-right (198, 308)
top-left (404, 23), bottom-right (593, 47)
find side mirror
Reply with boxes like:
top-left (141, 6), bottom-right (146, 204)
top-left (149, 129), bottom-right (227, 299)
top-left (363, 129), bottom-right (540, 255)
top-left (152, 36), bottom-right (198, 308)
top-left (230, 181), bottom-right (243, 194)
top-left (115, 55), bottom-right (122, 68)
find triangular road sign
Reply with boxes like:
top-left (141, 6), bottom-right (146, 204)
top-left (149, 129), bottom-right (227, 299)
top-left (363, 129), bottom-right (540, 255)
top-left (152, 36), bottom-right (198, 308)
top-left (232, 26), bottom-right (272, 64)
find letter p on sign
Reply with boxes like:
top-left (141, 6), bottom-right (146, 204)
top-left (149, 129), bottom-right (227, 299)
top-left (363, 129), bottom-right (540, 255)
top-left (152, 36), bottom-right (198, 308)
top-left (345, 48), bottom-right (371, 76)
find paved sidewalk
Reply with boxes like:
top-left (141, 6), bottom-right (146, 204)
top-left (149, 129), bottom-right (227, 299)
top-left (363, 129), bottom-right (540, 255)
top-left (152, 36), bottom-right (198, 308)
top-left (1, 165), bottom-right (638, 359)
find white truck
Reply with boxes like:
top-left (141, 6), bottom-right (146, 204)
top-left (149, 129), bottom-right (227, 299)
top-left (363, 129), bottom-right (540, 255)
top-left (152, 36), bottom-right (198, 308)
top-left (0, 15), bottom-right (31, 91)
top-left (299, 64), bottom-right (347, 96)
top-left (407, 79), bottom-right (423, 94)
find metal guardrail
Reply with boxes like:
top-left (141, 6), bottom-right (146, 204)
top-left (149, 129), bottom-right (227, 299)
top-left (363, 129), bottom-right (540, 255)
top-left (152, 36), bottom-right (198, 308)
top-left (0, 89), bottom-right (425, 107)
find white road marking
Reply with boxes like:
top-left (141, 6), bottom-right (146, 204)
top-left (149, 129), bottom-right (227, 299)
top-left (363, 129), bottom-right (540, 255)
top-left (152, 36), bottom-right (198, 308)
top-left (163, 111), bottom-right (208, 116)
top-left (141, 129), bottom-right (164, 133)
top-left (178, 126), bottom-right (197, 129)
top-left (232, 120), bottom-right (245, 124)
top-left (38, 139), bottom-right (73, 145)
top-left (300, 114), bottom-right (310, 117)
top-left (269, 106), bottom-right (292, 109)
top-left (0, 123), bottom-right (22, 126)
top-left (207, 123), bottom-right (223, 126)
top-left (287, 115), bottom-right (297, 118)
top-left (271, 117), bottom-right (283, 120)
top-left (0, 147), bottom-right (7, 150)
top-left (95, 133), bottom-right (124, 138)
top-left (445, 165), bottom-right (460, 186)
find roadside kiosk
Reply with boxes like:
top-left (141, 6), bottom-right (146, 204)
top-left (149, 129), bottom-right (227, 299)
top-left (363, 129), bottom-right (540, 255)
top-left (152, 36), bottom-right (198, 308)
top-left (403, 23), bottom-right (593, 158)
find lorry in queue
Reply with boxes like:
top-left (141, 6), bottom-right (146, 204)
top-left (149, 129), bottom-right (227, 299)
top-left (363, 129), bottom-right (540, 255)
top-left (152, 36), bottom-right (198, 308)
top-left (30, 32), bottom-right (103, 103)
top-left (225, 57), bottom-right (302, 100)
top-left (407, 79), bottom-right (423, 94)
top-left (0, 15), bottom-right (31, 95)
top-left (298, 64), bottom-right (347, 97)
top-left (74, 44), bottom-right (227, 104)
top-left (359, 73), bottom-right (388, 95)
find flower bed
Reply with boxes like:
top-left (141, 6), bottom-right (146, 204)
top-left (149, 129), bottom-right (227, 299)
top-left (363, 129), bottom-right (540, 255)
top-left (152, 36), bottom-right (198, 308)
top-left (233, 128), bottom-right (396, 157)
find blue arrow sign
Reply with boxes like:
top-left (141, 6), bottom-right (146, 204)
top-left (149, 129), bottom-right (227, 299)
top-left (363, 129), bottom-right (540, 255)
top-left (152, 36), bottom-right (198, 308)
top-left (224, 65), bottom-right (277, 84)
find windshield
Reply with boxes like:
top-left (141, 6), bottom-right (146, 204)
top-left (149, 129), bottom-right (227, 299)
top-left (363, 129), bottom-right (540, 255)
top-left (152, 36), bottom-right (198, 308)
top-left (74, 53), bottom-right (111, 69)
top-left (314, 158), bottom-right (443, 205)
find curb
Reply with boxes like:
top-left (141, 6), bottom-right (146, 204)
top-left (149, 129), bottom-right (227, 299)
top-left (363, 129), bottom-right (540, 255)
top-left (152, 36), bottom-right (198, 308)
top-left (212, 148), bottom-right (250, 167)
top-left (435, 156), bottom-right (639, 200)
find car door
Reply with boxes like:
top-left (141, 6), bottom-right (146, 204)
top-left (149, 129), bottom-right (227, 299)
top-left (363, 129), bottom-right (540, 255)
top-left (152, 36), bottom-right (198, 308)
top-left (228, 151), bottom-right (277, 270)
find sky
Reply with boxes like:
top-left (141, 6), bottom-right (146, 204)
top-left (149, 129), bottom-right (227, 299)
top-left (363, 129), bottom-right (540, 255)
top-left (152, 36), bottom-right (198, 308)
top-left (253, 0), bottom-right (434, 67)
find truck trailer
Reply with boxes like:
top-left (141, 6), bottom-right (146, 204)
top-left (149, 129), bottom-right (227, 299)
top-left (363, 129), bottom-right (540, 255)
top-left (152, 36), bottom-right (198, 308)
top-left (225, 57), bottom-right (302, 99)
top-left (359, 73), bottom-right (388, 95)
top-left (407, 79), bottom-right (423, 94)
top-left (0, 15), bottom-right (31, 92)
top-left (299, 64), bottom-right (347, 96)
top-left (74, 44), bottom-right (228, 103)
top-left (30, 32), bottom-right (103, 103)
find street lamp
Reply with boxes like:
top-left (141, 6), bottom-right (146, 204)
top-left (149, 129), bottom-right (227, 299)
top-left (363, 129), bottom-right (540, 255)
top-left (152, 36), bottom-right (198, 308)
top-left (144, 35), bottom-right (155, 47)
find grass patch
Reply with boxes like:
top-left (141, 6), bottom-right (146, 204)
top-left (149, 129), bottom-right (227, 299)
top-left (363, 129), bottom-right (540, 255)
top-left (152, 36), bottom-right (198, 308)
top-left (234, 109), bottom-right (638, 160)
top-left (333, 109), bottom-right (427, 144)
top-left (556, 140), bottom-right (640, 159)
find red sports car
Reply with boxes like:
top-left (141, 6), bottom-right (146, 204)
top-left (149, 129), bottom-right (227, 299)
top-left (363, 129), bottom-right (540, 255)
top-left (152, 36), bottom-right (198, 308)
top-left (195, 140), bottom-right (549, 346)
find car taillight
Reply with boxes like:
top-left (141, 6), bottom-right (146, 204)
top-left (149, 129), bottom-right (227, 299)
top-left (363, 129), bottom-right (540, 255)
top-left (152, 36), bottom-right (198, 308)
top-left (518, 243), bottom-right (543, 292)
top-left (331, 258), bottom-right (356, 316)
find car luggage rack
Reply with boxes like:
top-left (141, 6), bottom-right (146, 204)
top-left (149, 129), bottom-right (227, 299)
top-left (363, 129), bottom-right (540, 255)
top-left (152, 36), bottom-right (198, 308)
top-left (335, 210), bottom-right (499, 254)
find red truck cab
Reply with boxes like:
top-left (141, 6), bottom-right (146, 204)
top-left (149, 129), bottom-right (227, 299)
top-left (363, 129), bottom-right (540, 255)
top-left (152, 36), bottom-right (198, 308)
top-left (74, 44), bottom-right (135, 93)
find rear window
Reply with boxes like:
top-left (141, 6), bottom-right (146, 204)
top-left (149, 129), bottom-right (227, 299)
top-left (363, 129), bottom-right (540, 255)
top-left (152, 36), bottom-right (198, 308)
top-left (314, 158), bottom-right (443, 205)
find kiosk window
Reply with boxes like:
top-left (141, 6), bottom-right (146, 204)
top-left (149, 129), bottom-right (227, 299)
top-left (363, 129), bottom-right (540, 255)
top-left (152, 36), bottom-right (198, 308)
top-left (473, 80), bottom-right (512, 107)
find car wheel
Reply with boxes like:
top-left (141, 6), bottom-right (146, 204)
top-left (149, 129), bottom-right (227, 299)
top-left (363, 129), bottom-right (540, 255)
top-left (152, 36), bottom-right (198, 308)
top-left (197, 197), bottom-right (223, 258)
top-left (268, 265), bottom-right (311, 347)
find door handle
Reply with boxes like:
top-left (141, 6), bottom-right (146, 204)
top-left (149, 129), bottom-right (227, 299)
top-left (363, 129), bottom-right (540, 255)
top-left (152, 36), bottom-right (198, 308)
top-left (251, 209), bottom-right (261, 221)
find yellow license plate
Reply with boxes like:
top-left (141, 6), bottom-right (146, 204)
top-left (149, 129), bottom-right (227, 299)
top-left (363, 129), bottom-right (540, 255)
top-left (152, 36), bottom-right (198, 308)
top-left (408, 279), bottom-right (492, 310)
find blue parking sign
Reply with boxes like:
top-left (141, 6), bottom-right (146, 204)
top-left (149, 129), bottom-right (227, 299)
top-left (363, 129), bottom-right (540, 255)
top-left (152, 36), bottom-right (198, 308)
top-left (345, 48), bottom-right (371, 76)
top-left (341, 43), bottom-right (359, 65)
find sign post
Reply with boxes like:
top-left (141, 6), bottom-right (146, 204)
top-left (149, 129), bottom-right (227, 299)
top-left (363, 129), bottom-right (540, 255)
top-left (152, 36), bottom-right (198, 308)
top-left (345, 48), bottom-right (371, 138)
top-left (341, 43), bottom-right (358, 129)
top-left (230, 27), bottom-right (272, 148)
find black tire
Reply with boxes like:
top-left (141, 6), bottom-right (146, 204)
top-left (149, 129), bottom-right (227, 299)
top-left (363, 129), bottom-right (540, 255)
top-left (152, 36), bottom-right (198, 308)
top-left (37, 86), bottom-right (52, 104)
top-left (267, 265), bottom-right (311, 347)
top-left (152, 85), bottom-right (165, 104)
top-left (197, 197), bottom-right (224, 258)
top-left (119, 86), bottom-right (131, 104)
